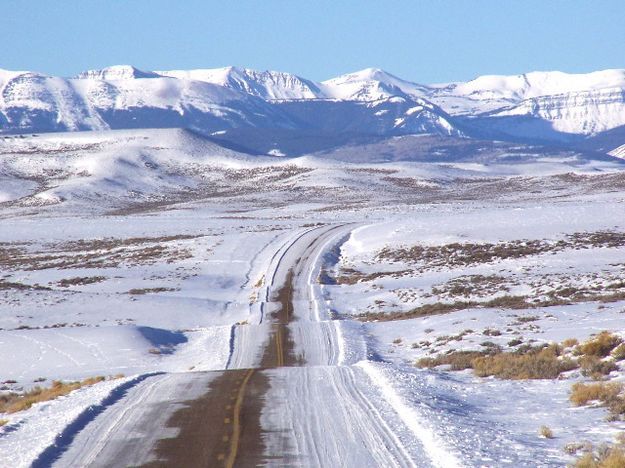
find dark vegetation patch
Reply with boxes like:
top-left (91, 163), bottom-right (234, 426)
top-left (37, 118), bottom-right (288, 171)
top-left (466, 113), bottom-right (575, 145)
top-left (573, 443), bottom-right (625, 467)
top-left (357, 289), bottom-right (625, 322)
top-left (570, 382), bottom-right (625, 420)
top-left (0, 280), bottom-right (50, 291)
top-left (575, 331), bottom-right (623, 358)
top-left (417, 343), bottom-right (576, 379)
top-left (333, 267), bottom-right (412, 285)
top-left (417, 332), bottom-right (623, 381)
top-left (416, 351), bottom-right (489, 371)
top-left (56, 276), bottom-right (106, 288)
top-left (0, 234), bottom-right (199, 271)
top-left (377, 239), bottom-right (550, 268)
top-left (127, 287), bottom-right (177, 295)
top-left (376, 230), bottom-right (625, 269)
top-left (431, 274), bottom-right (509, 298)
top-left (0, 376), bottom-right (107, 413)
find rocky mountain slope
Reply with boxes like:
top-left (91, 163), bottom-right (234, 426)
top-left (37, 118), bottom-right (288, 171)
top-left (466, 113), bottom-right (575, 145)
top-left (2, 65), bottom-right (625, 155)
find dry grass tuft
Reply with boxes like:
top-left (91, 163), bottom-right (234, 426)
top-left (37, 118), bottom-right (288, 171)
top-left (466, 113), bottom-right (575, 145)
top-left (575, 447), bottom-right (625, 467)
top-left (0, 376), bottom-right (106, 414)
top-left (539, 425), bottom-right (554, 439)
top-left (472, 344), bottom-right (577, 380)
top-left (57, 276), bottom-right (106, 288)
top-left (570, 382), bottom-right (624, 409)
top-left (563, 338), bottom-right (580, 348)
top-left (418, 343), bottom-right (578, 379)
top-left (359, 300), bottom-right (474, 321)
top-left (564, 441), bottom-right (591, 455)
top-left (128, 287), bottom-right (176, 295)
top-left (576, 332), bottom-right (623, 358)
top-left (416, 351), bottom-right (487, 371)
top-left (579, 355), bottom-right (618, 380)
top-left (611, 343), bottom-right (625, 361)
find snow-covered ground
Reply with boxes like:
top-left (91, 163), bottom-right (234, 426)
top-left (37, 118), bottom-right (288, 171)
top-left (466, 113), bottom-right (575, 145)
top-left (1, 129), bottom-right (625, 466)
top-left (322, 195), bottom-right (625, 465)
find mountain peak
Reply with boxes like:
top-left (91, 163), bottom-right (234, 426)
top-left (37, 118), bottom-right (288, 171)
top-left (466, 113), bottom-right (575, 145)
top-left (324, 68), bottom-right (400, 85)
top-left (448, 68), bottom-right (625, 102)
top-left (76, 65), bottom-right (161, 80)
top-left (157, 66), bottom-right (322, 100)
top-left (321, 68), bottom-right (428, 101)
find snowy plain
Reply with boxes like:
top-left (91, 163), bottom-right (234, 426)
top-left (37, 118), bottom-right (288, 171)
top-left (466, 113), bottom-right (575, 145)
top-left (0, 128), bottom-right (625, 466)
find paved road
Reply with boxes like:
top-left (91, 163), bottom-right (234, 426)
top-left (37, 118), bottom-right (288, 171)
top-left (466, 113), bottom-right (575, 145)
top-left (55, 224), bottom-right (429, 467)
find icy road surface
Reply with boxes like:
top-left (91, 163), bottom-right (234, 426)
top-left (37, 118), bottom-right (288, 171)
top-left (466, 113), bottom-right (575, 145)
top-left (48, 224), bottom-right (461, 467)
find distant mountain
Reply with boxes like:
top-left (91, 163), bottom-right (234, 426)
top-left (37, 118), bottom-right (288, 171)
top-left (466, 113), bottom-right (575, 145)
top-left (157, 66), bottom-right (323, 100)
top-left (319, 68), bottom-right (430, 101)
top-left (0, 66), bottom-right (462, 151)
top-left (2, 65), bottom-right (625, 155)
top-left (0, 67), bottom-right (294, 134)
top-left (76, 65), bottom-right (162, 80)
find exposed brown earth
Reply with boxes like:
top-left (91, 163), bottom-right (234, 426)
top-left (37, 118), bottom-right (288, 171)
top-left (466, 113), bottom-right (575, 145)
top-left (145, 270), bottom-right (300, 467)
top-left (146, 369), bottom-right (269, 468)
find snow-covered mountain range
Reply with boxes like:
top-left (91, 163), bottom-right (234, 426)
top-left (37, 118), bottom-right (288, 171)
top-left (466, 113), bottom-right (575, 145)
top-left (2, 64), bottom-right (625, 155)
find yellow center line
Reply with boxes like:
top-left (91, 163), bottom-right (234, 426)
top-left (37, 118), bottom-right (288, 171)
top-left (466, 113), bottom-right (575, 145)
top-left (275, 324), bottom-right (284, 367)
top-left (225, 368), bottom-right (255, 468)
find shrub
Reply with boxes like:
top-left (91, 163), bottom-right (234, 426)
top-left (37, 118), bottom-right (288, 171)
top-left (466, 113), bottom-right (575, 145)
top-left (508, 338), bottom-right (523, 347)
top-left (128, 287), bottom-right (175, 295)
top-left (564, 442), bottom-right (590, 455)
top-left (574, 446), bottom-right (625, 467)
top-left (419, 342), bottom-right (579, 380)
top-left (480, 341), bottom-right (500, 348)
top-left (540, 425), bottom-right (554, 438)
top-left (570, 382), bottom-right (623, 407)
top-left (563, 338), bottom-right (579, 348)
top-left (601, 448), bottom-right (625, 467)
top-left (516, 315), bottom-right (539, 323)
top-left (579, 356), bottom-right (618, 379)
top-left (576, 332), bottom-right (622, 357)
top-left (483, 295), bottom-right (529, 308)
top-left (358, 300), bottom-right (475, 321)
top-left (611, 344), bottom-right (625, 361)
top-left (416, 351), bottom-right (486, 371)
top-left (0, 376), bottom-right (106, 414)
top-left (575, 452), bottom-right (596, 468)
top-left (472, 344), bottom-right (577, 380)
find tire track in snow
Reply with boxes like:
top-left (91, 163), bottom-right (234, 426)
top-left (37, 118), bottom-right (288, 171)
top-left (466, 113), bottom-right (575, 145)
top-left (281, 223), bottom-right (463, 467)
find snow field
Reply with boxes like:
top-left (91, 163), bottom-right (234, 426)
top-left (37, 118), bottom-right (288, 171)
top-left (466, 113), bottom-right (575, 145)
top-left (322, 197), bottom-right (625, 465)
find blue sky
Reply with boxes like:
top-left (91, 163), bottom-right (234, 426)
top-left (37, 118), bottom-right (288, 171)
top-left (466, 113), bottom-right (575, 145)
top-left (2, 0), bottom-right (624, 83)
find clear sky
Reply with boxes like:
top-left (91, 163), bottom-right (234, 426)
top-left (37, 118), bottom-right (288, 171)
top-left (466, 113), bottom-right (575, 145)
top-left (2, 0), bottom-right (624, 84)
